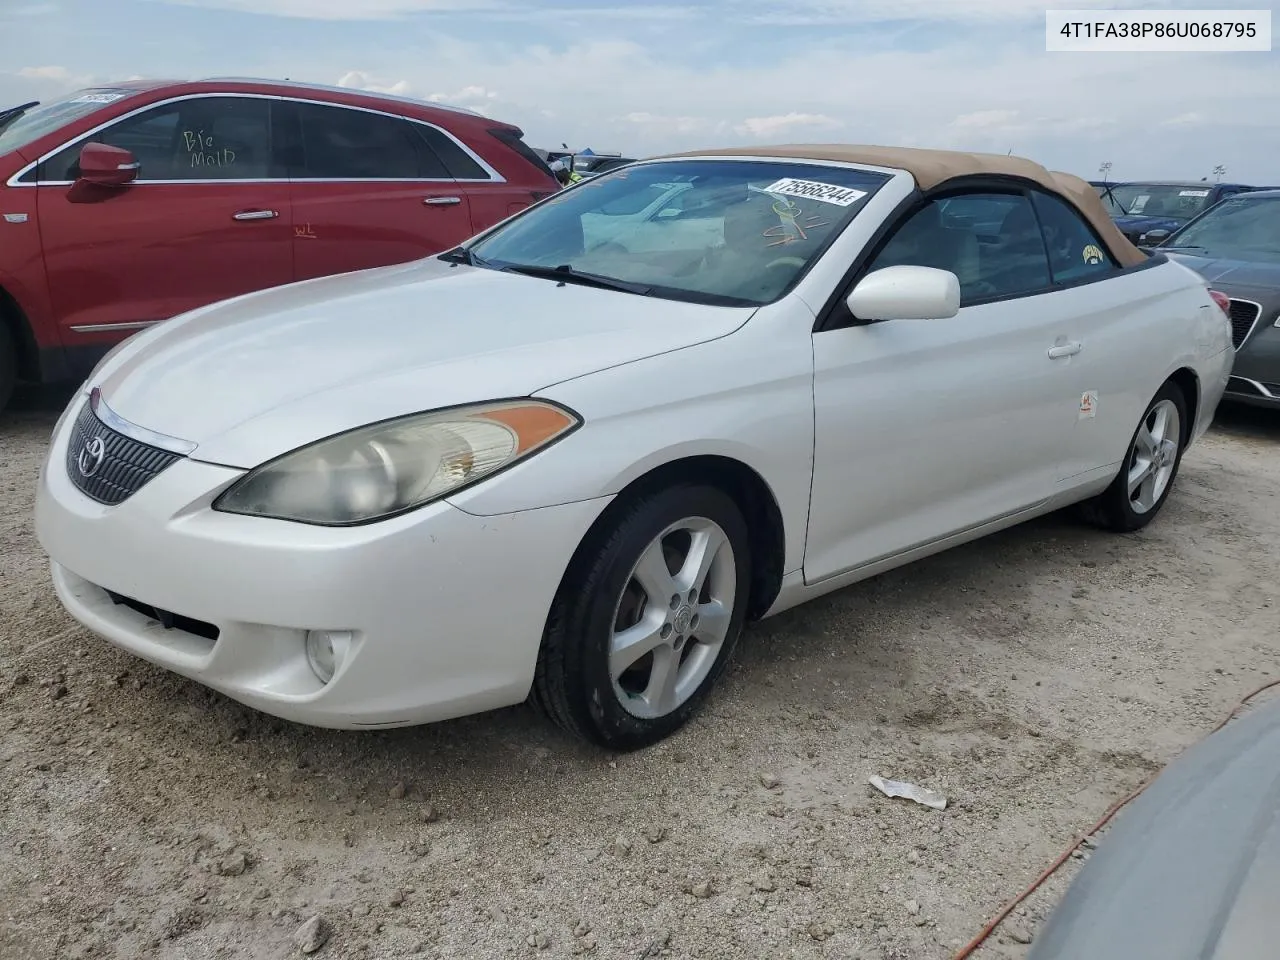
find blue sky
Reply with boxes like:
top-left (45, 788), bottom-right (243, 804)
top-left (2, 0), bottom-right (1278, 182)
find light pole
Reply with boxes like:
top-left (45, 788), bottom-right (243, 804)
top-left (1099, 161), bottom-right (1112, 182)
top-left (1212, 165), bottom-right (1226, 182)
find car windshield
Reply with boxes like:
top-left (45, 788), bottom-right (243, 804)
top-left (1106, 183), bottom-right (1214, 220)
top-left (463, 159), bottom-right (891, 306)
top-left (0, 88), bottom-right (134, 157)
top-left (1161, 195), bottom-right (1280, 263)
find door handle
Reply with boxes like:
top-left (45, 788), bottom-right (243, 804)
top-left (232, 209), bottom-right (278, 221)
top-left (1047, 341), bottom-right (1082, 359)
top-left (423, 196), bottom-right (462, 206)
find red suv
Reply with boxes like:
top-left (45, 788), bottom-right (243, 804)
top-left (0, 77), bottom-right (561, 411)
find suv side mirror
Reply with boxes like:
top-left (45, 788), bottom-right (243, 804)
top-left (1141, 228), bottom-right (1171, 244)
top-left (847, 265), bottom-right (961, 321)
top-left (78, 142), bottom-right (139, 187)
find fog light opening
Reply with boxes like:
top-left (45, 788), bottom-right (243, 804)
top-left (305, 630), bottom-right (353, 684)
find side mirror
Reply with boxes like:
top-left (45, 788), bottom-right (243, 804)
top-left (846, 265), bottom-right (961, 321)
top-left (78, 142), bottom-right (139, 187)
top-left (1141, 228), bottom-right (1171, 244)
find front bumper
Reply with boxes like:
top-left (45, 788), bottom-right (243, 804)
top-left (35, 398), bottom-right (612, 729)
top-left (1225, 323), bottom-right (1280, 409)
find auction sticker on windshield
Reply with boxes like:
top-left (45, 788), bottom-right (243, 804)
top-left (763, 178), bottom-right (868, 207)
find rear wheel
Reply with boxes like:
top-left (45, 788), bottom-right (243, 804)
top-left (1080, 381), bottom-right (1188, 532)
top-left (0, 323), bottom-right (16, 414)
top-left (531, 483), bottom-right (751, 750)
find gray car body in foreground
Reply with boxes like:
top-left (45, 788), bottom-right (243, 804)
top-left (1028, 697), bottom-right (1280, 959)
top-left (1153, 188), bottom-right (1280, 408)
top-left (1165, 252), bottom-right (1280, 407)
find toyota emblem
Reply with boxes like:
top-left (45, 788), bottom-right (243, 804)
top-left (77, 436), bottom-right (106, 478)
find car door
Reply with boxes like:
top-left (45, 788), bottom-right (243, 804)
top-left (1029, 189), bottom-right (1163, 482)
top-left (35, 95), bottom-right (293, 349)
top-left (286, 100), bottom-right (473, 281)
top-left (804, 189), bottom-right (1082, 583)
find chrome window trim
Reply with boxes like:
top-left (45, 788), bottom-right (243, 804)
top-left (89, 386), bottom-right (198, 456)
top-left (5, 91), bottom-right (504, 187)
top-left (70, 320), bottom-right (159, 333)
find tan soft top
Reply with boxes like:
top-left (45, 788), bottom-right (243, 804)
top-left (654, 143), bottom-right (1146, 268)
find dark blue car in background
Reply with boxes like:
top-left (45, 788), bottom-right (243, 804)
top-left (1095, 180), bottom-right (1260, 244)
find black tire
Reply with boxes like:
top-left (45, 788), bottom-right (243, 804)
top-left (531, 483), bottom-right (752, 751)
top-left (0, 323), bottom-right (15, 415)
top-left (1079, 380), bottom-right (1189, 533)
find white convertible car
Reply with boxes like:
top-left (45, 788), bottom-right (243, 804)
top-left (35, 145), bottom-right (1234, 750)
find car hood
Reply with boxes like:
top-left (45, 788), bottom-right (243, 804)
top-left (1162, 253), bottom-right (1280, 319)
top-left (96, 258), bottom-right (753, 469)
top-left (1114, 215), bottom-right (1182, 234)
top-left (1028, 699), bottom-right (1280, 960)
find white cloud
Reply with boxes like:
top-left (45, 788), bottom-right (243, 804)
top-left (742, 0), bottom-right (1204, 25)
top-left (623, 112), bottom-right (708, 135)
top-left (148, 0), bottom-right (695, 20)
top-left (734, 113), bottom-right (843, 138)
top-left (18, 65), bottom-right (72, 81)
top-left (11, 64), bottom-right (94, 93)
top-left (1161, 112), bottom-right (1204, 126)
top-left (151, 0), bottom-right (501, 18)
top-left (949, 109), bottom-right (1021, 130)
top-left (336, 70), bottom-right (415, 97)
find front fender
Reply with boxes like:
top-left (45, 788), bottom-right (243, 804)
top-left (445, 321), bottom-right (816, 575)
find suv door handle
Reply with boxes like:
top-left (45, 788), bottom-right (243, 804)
top-left (423, 196), bottom-right (462, 206)
top-left (232, 209), bottom-right (278, 221)
top-left (1047, 341), bottom-right (1082, 359)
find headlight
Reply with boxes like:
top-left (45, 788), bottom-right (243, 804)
top-left (212, 399), bottom-right (581, 525)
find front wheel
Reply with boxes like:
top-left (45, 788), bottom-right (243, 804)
top-left (1080, 381), bottom-right (1188, 532)
top-left (531, 483), bottom-right (751, 750)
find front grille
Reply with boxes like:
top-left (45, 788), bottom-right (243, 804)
top-left (1227, 299), bottom-right (1261, 348)
top-left (64, 400), bottom-right (183, 505)
top-left (105, 589), bottom-right (220, 642)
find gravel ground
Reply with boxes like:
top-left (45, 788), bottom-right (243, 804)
top-left (2, 386), bottom-right (1278, 960)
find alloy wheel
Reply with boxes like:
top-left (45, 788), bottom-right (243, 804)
top-left (609, 516), bottom-right (737, 719)
top-left (1127, 398), bottom-right (1181, 514)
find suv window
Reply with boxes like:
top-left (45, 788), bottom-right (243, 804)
top-left (1031, 191), bottom-right (1118, 284)
top-left (415, 124), bottom-right (488, 180)
top-left (42, 97), bottom-right (273, 182)
top-left (867, 192), bottom-right (1051, 303)
top-left (296, 102), bottom-right (444, 179)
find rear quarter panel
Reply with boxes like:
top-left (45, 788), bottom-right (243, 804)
top-left (1075, 258), bottom-right (1229, 466)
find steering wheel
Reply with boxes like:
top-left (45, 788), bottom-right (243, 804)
top-left (764, 256), bottom-right (807, 271)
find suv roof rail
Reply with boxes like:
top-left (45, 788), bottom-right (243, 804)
top-left (197, 77), bottom-right (482, 116)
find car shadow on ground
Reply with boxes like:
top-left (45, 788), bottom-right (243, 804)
top-left (1208, 402), bottom-right (1280, 442)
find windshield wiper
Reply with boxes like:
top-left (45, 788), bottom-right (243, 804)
top-left (437, 246), bottom-right (473, 265)
top-left (496, 262), bottom-right (653, 295)
top-left (438, 246), bottom-right (503, 269)
top-left (0, 100), bottom-right (38, 135)
top-left (1098, 183), bottom-right (1129, 216)
top-left (1159, 244), bottom-right (1206, 252)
